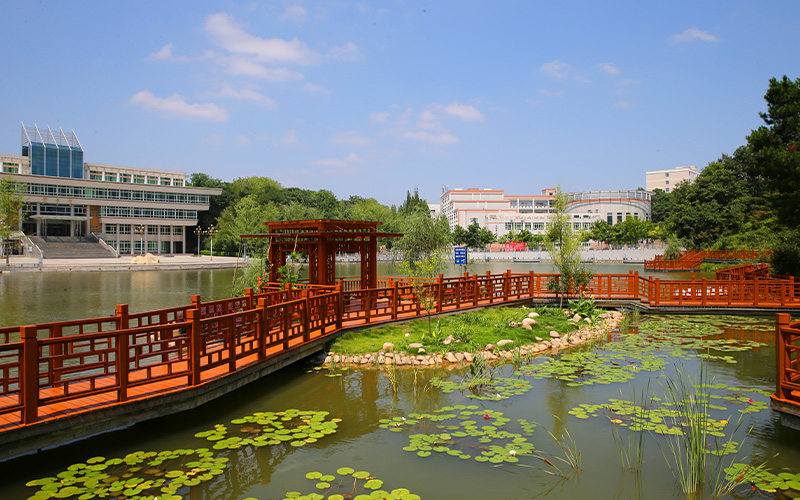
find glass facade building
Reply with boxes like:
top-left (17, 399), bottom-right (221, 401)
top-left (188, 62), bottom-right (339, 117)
top-left (21, 123), bottom-right (84, 179)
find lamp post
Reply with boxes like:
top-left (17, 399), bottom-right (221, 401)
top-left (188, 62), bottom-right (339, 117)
top-left (208, 225), bottom-right (218, 261)
top-left (134, 224), bottom-right (146, 255)
top-left (194, 226), bottom-right (203, 257)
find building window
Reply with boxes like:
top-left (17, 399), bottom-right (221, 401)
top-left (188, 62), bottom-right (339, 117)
top-left (173, 226), bottom-right (183, 235)
top-left (104, 173), bottom-right (117, 182)
top-left (119, 224), bottom-right (131, 235)
top-left (173, 179), bottom-right (184, 187)
top-left (617, 213), bottom-right (623, 223)
top-left (104, 224), bottom-right (117, 234)
top-left (665, 173), bottom-right (669, 177)
top-left (607, 213), bottom-right (613, 225)
top-left (160, 178), bottom-right (171, 186)
top-left (665, 180), bottom-right (669, 185)
top-left (119, 174), bottom-right (131, 183)
top-left (147, 177), bottom-right (158, 185)
top-left (147, 225), bottom-right (158, 235)
top-left (89, 171), bottom-right (102, 181)
top-left (160, 225), bottom-right (171, 235)
top-left (2, 162), bottom-right (19, 173)
top-left (133, 175), bottom-right (145, 184)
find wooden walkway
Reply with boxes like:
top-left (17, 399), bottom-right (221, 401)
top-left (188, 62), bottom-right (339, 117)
top-left (1, 270), bottom-right (799, 460)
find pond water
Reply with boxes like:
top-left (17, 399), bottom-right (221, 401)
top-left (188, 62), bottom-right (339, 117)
top-left (0, 262), bottom-right (706, 328)
top-left (2, 312), bottom-right (799, 500)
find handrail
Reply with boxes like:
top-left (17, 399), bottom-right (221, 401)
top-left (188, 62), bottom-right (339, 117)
top-left (644, 249), bottom-right (772, 271)
top-left (775, 314), bottom-right (800, 406)
top-left (2, 270), bottom-right (800, 429)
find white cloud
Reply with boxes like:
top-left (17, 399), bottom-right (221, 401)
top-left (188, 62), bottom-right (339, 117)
top-left (308, 152), bottom-right (361, 168)
top-left (596, 62), bottom-right (621, 75)
top-left (539, 89), bottom-right (564, 97)
top-left (280, 5), bottom-right (307, 23)
top-left (200, 84), bottom-right (275, 107)
top-left (235, 135), bottom-right (251, 147)
top-left (146, 43), bottom-right (190, 62)
top-left (329, 42), bottom-right (362, 61)
top-left (330, 131), bottom-right (373, 146)
top-left (616, 79), bottom-right (643, 95)
top-left (220, 56), bottom-right (304, 80)
top-left (672, 27), bottom-right (719, 43)
top-left (305, 82), bottom-right (330, 94)
top-left (280, 129), bottom-right (299, 145)
top-left (540, 59), bottom-right (572, 80)
top-left (129, 91), bottom-right (229, 122)
top-left (370, 111), bottom-right (390, 122)
top-left (205, 12), bottom-right (319, 64)
top-left (417, 109), bottom-right (445, 131)
top-left (444, 103), bottom-right (484, 121)
top-left (401, 131), bottom-right (459, 145)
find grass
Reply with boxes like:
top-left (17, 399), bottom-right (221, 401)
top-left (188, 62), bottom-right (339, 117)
top-left (329, 305), bottom-right (584, 355)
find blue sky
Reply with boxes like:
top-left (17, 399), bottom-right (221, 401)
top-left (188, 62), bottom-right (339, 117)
top-left (3, 1), bottom-right (798, 206)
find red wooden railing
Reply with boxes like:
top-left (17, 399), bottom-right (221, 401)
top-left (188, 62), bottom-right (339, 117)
top-left (645, 249), bottom-right (772, 271)
top-left (1, 270), bottom-right (800, 430)
top-left (775, 314), bottom-right (800, 407)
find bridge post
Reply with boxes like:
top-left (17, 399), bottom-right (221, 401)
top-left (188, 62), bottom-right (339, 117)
top-left (335, 282), bottom-right (343, 330)
top-left (437, 274), bottom-right (444, 312)
top-left (391, 280), bottom-right (398, 320)
top-left (487, 271), bottom-right (493, 304)
top-left (227, 315), bottom-right (236, 373)
top-left (633, 271), bottom-right (639, 299)
top-left (754, 278), bottom-right (760, 307)
top-left (654, 278), bottom-right (660, 306)
top-left (257, 298), bottom-right (267, 360)
top-left (503, 271), bottom-right (510, 302)
top-left (188, 309), bottom-right (201, 386)
top-left (116, 304), bottom-right (129, 402)
top-left (529, 271), bottom-right (535, 299)
top-left (302, 290), bottom-right (311, 340)
top-left (21, 325), bottom-right (39, 425)
top-left (473, 275), bottom-right (479, 306)
top-left (245, 288), bottom-right (254, 310)
top-left (701, 278), bottom-right (707, 306)
top-left (191, 295), bottom-right (202, 315)
top-left (776, 313), bottom-right (790, 399)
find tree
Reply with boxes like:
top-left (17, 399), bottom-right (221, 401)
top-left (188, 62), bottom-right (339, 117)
top-left (0, 178), bottom-right (25, 264)
top-left (544, 186), bottom-right (592, 307)
top-left (746, 75), bottom-right (800, 226)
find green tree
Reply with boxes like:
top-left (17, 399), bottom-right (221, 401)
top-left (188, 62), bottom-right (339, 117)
top-left (544, 186), bottom-right (592, 307)
top-left (588, 220), bottom-right (612, 244)
top-left (0, 178), bottom-right (25, 264)
top-left (393, 212), bottom-right (451, 268)
top-left (746, 75), bottom-right (800, 226)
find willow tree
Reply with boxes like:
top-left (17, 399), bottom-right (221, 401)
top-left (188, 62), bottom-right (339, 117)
top-left (0, 178), bottom-right (25, 264)
top-left (544, 186), bottom-right (591, 307)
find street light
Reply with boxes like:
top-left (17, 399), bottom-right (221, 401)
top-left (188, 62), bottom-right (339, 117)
top-left (194, 226), bottom-right (203, 257)
top-left (208, 225), bottom-right (218, 261)
top-left (134, 224), bottom-right (146, 255)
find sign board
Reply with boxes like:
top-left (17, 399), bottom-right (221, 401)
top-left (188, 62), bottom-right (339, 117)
top-left (454, 246), bottom-right (467, 265)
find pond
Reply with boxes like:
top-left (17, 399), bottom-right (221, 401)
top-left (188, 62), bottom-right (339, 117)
top-left (2, 311), bottom-right (799, 500)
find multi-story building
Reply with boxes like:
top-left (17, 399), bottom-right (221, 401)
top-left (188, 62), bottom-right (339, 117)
top-left (0, 123), bottom-right (221, 254)
top-left (440, 187), bottom-right (652, 240)
top-left (645, 165), bottom-right (699, 193)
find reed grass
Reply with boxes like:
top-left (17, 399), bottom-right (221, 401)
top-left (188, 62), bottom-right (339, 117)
top-left (610, 383), bottom-right (649, 472)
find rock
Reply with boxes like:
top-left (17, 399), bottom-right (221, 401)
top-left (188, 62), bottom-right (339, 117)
top-left (443, 339), bottom-right (451, 345)
top-left (599, 313), bottom-right (609, 320)
top-left (563, 310), bottom-right (571, 316)
top-left (455, 352), bottom-right (465, 362)
top-left (401, 356), bottom-right (411, 365)
top-left (446, 352), bottom-right (459, 363)
top-left (509, 321), bottom-right (518, 327)
top-left (550, 331), bottom-right (560, 338)
top-left (418, 348), bottom-right (426, 353)
top-left (584, 318), bottom-right (592, 323)
top-left (528, 312), bottom-right (540, 318)
top-left (464, 352), bottom-right (473, 362)
top-left (572, 314), bottom-right (582, 322)
top-left (535, 336), bottom-right (543, 341)
top-left (360, 357), bottom-right (370, 364)
top-left (324, 355), bottom-right (332, 364)
top-left (485, 343), bottom-right (497, 351)
top-left (383, 357), bottom-right (393, 365)
top-left (497, 339), bottom-right (514, 347)
top-left (444, 334), bottom-right (454, 343)
top-left (405, 333), bottom-right (411, 337)
top-left (521, 318), bottom-right (536, 329)
top-left (408, 343), bottom-right (423, 349)
top-left (382, 342), bottom-right (394, 352)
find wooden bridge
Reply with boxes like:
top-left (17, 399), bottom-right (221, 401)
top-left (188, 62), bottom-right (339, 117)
top-left (644, 249), bottom-right (771, 271)
top-left (1, 270), bottom-right (799, 460)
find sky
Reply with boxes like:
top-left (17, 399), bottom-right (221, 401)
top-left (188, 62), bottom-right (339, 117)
top-left (3, 1), bottom-right (799, 207)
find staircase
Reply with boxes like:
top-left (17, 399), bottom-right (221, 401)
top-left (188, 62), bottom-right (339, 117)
top-left (30, 236), bottom-right (118, 259)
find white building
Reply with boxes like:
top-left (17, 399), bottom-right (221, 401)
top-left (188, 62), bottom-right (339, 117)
top-left (440, 187), bottom-right (652, 239)
top-left (645, 165), bottom-right (699, 193)
top-left (1, 123), bottom-right (221, 254)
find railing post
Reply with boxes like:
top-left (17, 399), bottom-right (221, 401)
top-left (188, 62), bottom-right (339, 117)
top-left (116, 304), bottom-right (129, 403)
top-left (391, 280), bottom-right (398, 320)
top-left (473, 275), bottom-right (479, 305)
top-left (192, 295), bottom-right (202, 316)
top-left (503, 270), bottom-right (510, 302)
top-left (336, 283), bottom-right (343, 330)
top-left (257, 298), bottom-right (267, 360)
top-left (776, 313), bottom-right (790, 399)
top-left (701, 278), bottom-right (707, 306)
top-left (437, 274), bottom-right (444, 312)
top-left (245, 288), bottom-right (254, 310)
top-left (633, 271), bottom-right (639, 300)
top-left (754, 278), bottom-right (760, 307)
top-left (227, 315), bottom-right (236, 373)
top-left (487, 271), bottom-right (493, 304)
top-left (529, 271), bottom-right (535, 299)
top-left (654, 278), bottom-right (660, 306)
top-left (21, 325), bottom-right (39, 425)
top-left (188, 309), bottom-right (201, 386)
top-left (302, 290), bottom-right (311, 340)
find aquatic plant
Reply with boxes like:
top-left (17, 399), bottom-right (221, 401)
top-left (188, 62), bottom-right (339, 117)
top-left (610, 383), bottom-right (649, 472)
top-left (194, 409), bottom-right (340, 450)
top-left (25, 449), bottom-right (227, 500)
top-left (283, 467), bottom-right (422, 500)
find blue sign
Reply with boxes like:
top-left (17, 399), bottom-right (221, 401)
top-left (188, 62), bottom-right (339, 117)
top-left (454, 246), bottom-right (467, 265)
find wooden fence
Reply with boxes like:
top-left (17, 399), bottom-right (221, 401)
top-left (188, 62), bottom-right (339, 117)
top-left (775, 314), bottom-right (800, 408)
top-left (1, 270), bottom-right (799, 430)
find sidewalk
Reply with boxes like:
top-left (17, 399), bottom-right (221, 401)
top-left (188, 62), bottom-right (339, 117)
top-left (0, 254), bottom-right (246, 272)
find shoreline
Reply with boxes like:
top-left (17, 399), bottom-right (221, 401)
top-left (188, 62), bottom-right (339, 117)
top-left (0, 254), bottom-right (245, 273)
top-left (322, 310), bottom-right (624, 369)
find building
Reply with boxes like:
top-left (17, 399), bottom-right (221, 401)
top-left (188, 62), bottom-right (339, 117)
top-left (645, 165), bottom-right (699, 193)
top-left (0, 123), bottom-right (221, 254)
top-left (439, 187), bottom-right (652, 240)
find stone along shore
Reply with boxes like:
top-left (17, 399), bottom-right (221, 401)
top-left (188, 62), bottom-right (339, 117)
top-left (323, 310), bottom-right (625, 368)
